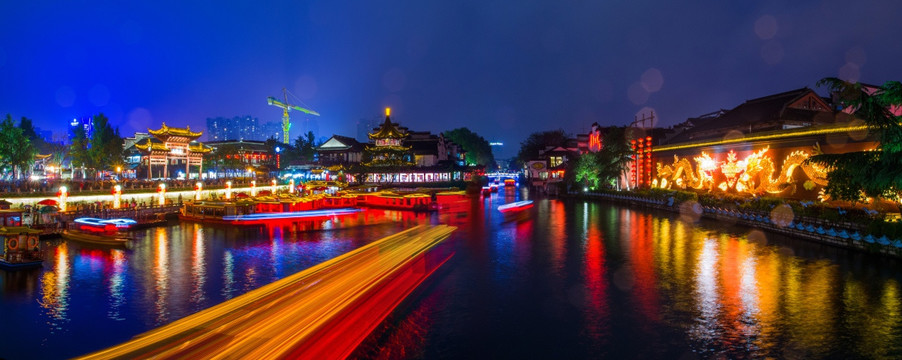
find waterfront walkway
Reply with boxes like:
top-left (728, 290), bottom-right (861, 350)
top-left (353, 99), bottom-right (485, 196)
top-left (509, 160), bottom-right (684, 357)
top-left (78, 224), bottom-right (456, 359)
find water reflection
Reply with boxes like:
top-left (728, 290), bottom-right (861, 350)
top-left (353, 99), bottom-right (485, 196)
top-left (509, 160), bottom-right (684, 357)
top-left (191, 224), bottom-right (205, 307)
top-left (6, 198), bottom-right (902, 359)
top-left (40, 243), bottom-right (70, 330)
top-left (153, 228), bottom-right (169, 324)
top-left (109, 249), bottom-right (126, 320)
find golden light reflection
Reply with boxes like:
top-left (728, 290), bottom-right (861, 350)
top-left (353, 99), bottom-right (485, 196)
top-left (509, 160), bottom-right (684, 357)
top-left (153, 228), bottom-right (169, 324)
top-left (40, 243), bottom-right (70, 327)
top-left (191, 224), bottom-right (206, 305)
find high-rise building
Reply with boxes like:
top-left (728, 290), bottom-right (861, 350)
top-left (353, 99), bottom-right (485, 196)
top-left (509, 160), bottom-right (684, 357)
top-left (205, 116), bottom-right (259, 141)
top-left (68, 117), bottom-right (94, 141)
top-left (260, 121), bottom-right (283, 141)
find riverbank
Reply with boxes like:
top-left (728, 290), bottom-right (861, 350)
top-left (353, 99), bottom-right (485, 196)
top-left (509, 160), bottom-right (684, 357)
top-left (565, 189), bottom-right (902, 258)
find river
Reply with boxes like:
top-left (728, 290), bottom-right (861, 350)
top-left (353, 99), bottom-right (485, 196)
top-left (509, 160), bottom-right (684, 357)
top-left (2, 188), bottom-right (902, 359)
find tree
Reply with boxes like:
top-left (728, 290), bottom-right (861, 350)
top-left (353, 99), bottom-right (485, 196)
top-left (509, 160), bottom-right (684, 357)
top-left (88, 113), bottom-right (124, 173)
top-left (807, 78), bottom-right (902, 201)
top-left (68, 113), bottom-right (124, 179)
top-left (0, 114), bottom-right (36, 179)
top-left (443, 128), bottom-right (496, 168)
top-left (566, 126), bottom-right (633, 191)
top-left (515, 129), bottom-right (570, 168)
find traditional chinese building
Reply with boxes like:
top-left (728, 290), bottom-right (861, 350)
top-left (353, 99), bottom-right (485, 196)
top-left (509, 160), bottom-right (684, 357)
top-left (363, 109), bottom-right (414, 167)
top-left (135, 123), bottom-right (210, 179)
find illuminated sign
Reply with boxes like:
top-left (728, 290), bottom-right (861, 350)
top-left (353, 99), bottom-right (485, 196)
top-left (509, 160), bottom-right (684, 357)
top-left (489, 142), bottom-right (504, 146)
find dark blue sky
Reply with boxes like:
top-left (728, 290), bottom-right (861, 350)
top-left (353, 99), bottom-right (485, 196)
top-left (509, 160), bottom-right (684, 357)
top-left (1, 1), bottom-right (900, 158)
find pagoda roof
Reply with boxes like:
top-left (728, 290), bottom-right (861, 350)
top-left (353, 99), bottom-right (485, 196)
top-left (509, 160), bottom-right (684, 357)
top-left (148, 122), bottom-right (203, 140)
top-left (368, 116), bottom-right (408, 140)
top-left (135, 138), bottom-right (212, 153)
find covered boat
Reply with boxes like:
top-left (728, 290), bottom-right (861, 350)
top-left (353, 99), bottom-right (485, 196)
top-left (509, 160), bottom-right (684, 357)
top-left (0, 227), bottom-right (43, 270)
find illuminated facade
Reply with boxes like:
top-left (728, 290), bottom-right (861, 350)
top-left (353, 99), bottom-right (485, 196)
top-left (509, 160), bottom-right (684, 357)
top-left (651, 87), bottom-right (878, 199)
top-left (364, 109), bottom-right (414, 167)
top-left (135, 123), bottom-right (210, 180)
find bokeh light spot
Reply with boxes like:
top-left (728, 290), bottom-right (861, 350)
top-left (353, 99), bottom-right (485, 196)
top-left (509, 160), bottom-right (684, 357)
top-left (128, 108), bottom-right (153, 130)
top-left (839, 63), bottom-right (860, 83)
top-left (640, 68), bottom-right (664, 93)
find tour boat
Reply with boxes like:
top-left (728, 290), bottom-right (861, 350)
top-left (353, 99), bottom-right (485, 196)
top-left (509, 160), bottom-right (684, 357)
top-left (221, 208), bottom-right (364, 225)
top-left (497, 200), bottom-right (534, 213)
top-left (62, 229), bottom-right (130, 246)
top-left (73, 217), bottom-right (138, 233)
top-left (354, 192), bottom-right (435, 212)
top-left (504, 179), bottom-right (517, 187)
top-left (0, 227), bottom-right (43, 270)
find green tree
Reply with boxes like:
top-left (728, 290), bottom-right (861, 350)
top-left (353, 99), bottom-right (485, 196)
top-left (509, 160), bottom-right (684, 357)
top-left (0, 114), bottom-right (36, 179)
top-left (442, 128), bottom-right (496, 168)
top-left (807, 78), bottom-right (902, 201)
top-left (565, 126), bottom-right (633, 190)
top-left (515, 129), bottom-right (570, 168)
top-left (88, 113), bottom-right (124, 173)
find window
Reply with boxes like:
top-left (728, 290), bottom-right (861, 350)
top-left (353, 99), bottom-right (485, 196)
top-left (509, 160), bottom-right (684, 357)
top-left (550, 156), bottom-right (564, 167)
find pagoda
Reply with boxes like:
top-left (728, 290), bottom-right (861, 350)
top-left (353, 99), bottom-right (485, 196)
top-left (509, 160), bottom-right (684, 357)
top-left (136, 123), bottom-right (211, 179)
top-left (363, 108), bottom-right (414, 167)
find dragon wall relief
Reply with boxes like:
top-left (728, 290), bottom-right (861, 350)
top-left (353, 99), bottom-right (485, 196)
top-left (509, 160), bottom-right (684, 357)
top-left (654, 145), bottom-right (829, 196)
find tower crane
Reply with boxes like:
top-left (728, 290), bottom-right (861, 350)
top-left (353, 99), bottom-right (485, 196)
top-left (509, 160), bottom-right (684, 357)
top-left (267, 88), bottom-right (320, 143)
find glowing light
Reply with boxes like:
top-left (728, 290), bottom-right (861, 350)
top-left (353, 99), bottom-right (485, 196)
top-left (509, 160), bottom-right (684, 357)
top-left (116, 166), bottom-right (121, 173)
top-left (225, 181), bottom-right (232, 200)
top-left (289, 179), bottom-right (295, 194)
top-left (498, 200), bottom-right (534, 213)
top-left (222, 208), bottom-right (363, 223)
top-left (655, 124), bottom-right (870, 152)
top-left (112, 184), bottom-right (122, 209)
top-left (195, 182), bottom-right (203, 201)
top-left (588, 131), bottom-right (602, 152)
top-left (158, 183), bottom-right (166, 206)
top-left (58, 186), bottom-right (68, 212)
top-left (250, 180), bottom-right (256, 196)
top-left (271, 179), bottom-right (277, 193)
top-left (385, 107), bottom-right (391, 116)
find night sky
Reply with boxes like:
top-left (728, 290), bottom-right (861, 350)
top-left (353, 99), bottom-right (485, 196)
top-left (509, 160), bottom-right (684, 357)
top-left (1, 1), bottom-right (900, 158)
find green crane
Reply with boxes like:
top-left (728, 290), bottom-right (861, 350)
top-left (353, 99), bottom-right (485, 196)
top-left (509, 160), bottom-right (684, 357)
top-left (267, 88), bottom-right (320, 143)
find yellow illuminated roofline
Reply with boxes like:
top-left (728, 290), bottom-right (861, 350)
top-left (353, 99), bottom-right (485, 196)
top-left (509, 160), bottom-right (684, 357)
top-left (655, 124), bottom-right (870, 152)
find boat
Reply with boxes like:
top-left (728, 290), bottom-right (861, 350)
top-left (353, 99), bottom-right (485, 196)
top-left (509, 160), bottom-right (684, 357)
top-left (498, 200), bottom-right (534, 213)
top-left (221, 208), bottom-right (364, 225)
top-left (0, 227), bottom-right (44, 270)
top-left (504, 179), bottom-right (517, 187)
top-left (73, 217), bottom-right (138, 232)
top-left (62, 229), bottom-right (130, 246)
top-left (481, 186), bottom-right (492, 195)
top-left (354, 192), bottom-right (434, 211)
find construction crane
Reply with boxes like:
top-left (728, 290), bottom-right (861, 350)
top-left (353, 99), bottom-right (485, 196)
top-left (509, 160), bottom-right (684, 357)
top-left (267, 88), bottom-right (320, 143)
